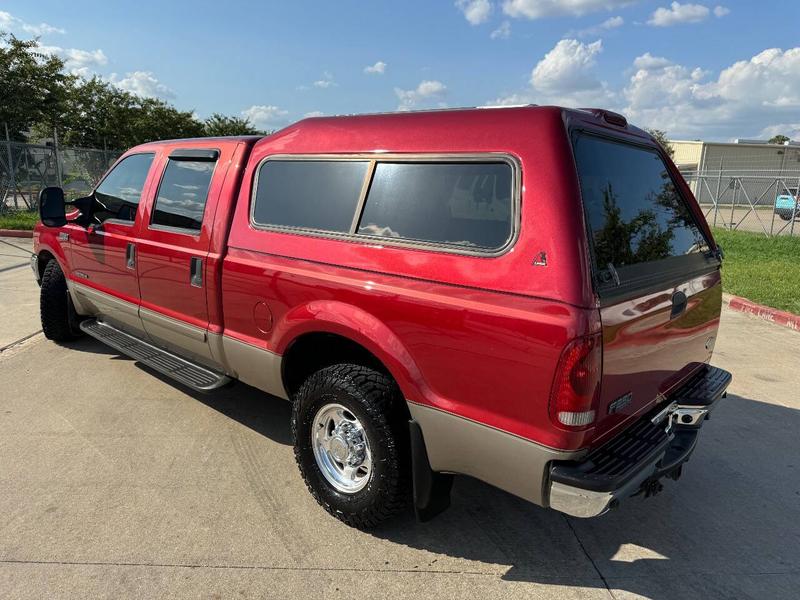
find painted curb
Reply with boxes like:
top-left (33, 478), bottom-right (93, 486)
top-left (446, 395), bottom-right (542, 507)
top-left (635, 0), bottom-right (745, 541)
top-left (0, 229), bottom-right (33, 238)
top-left (728, 295), bottom-right (800, 332)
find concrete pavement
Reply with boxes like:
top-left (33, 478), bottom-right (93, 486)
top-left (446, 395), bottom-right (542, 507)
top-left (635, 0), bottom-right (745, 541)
top-left (1, 247), bottom-right (799, 598)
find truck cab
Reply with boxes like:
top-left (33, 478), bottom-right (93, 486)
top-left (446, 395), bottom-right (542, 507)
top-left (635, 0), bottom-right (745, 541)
top-left (33, 106), bottom-right (731, 528)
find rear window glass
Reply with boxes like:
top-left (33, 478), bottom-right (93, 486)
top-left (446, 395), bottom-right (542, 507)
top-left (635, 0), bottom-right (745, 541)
top-left (152, 158), bottom-right (215, 231)
top-left (358, 162), bottom-right (513, 250)
top-left (253, 160), bottom-right (369, 232)
top-left (573, 134), bottom-right (709, 271)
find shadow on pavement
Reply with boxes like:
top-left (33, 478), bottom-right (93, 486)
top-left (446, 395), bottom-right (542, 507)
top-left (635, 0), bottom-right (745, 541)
top-left (66, 335), bottom-right (799, 598)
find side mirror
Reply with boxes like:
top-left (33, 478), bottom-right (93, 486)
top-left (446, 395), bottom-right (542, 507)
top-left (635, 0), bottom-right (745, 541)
top-left (39, 187), bottom-right (67, 227)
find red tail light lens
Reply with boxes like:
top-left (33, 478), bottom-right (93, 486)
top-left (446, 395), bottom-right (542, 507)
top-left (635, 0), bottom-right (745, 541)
top-left (549, 333), bottom-right (602, 430)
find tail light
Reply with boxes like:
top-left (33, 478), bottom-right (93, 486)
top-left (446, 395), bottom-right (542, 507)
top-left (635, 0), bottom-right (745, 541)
top-left (549, 333), bottom-right (602, 429)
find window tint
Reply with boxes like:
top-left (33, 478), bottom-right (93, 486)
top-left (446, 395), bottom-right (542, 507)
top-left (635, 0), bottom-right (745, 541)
top-left (151, 159), bottom-right (215, 231)
top-left (573, 134), bottom-right (708, 271)
top-left (358, 162), bottom-right (513, 250)
top-left (94, 153), bottom-right (154, 223)
top-left (253, 160), bottom-right (369, 232)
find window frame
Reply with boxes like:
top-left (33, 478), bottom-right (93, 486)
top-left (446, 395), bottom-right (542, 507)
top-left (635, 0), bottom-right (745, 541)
top-left (92, 152), bottom-right (156, 226)
top-left (249, 153), bottom-right (521, 258)
top-left (570, 129), bottom-right (718, 303)
top-left (147, 149), bottom-right (220, 236)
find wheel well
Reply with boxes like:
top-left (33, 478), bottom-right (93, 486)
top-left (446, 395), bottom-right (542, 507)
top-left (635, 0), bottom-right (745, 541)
top-left (282, 332), bottom-right (394, 399)
top-left (38, 250), bottom-right (56, 279)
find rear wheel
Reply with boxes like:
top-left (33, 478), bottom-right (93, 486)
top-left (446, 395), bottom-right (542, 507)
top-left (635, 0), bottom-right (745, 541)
top-left (40, 260), bottom-right (82, 342)
top-left (291, 363), bottom-right (410, 529)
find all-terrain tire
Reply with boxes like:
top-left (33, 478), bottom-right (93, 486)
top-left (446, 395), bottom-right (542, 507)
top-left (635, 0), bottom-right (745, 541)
top-left (40, 260), bottom-right (82, 342)
top-left (291, 363), bottom-right (411, 529)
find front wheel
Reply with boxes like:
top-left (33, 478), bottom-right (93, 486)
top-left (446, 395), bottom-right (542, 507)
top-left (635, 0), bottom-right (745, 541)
top-left (40, 260), bottom-right (82, 342)
top-left (291, 363), bottom-right (410, 529)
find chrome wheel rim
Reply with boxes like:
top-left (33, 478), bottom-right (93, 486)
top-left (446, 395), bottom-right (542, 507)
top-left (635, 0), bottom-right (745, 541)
top-left (312, 403), bottom-right (372, 493)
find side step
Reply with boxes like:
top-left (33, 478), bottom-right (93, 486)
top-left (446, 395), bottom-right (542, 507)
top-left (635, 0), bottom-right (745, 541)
top-left (80, 319), bottom-right (231, 392)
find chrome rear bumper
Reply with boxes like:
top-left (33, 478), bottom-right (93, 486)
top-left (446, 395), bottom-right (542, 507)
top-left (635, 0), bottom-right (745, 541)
top-left (548, 365), bottom-right (731, 518)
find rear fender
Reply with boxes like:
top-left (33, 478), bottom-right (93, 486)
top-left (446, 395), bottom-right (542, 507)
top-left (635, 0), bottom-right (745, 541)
top-left (273, 300), bottom-right (429, 405)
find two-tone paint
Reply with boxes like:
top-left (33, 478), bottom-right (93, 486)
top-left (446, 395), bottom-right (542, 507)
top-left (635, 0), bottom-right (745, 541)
top-left (33, 106), bottom-right (724, 508)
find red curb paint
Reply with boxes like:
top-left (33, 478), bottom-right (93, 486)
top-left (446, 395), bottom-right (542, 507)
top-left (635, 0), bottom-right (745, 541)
top-left (0, 229), bottom-right (33, 238)
top-left (728, 296), bottom-right (800, 332)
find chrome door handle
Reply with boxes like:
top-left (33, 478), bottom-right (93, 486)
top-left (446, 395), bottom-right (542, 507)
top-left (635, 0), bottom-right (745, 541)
top-left (126, 243), bottom-right (136, 270)
top-left (190, 257), bottom-right (203, 288)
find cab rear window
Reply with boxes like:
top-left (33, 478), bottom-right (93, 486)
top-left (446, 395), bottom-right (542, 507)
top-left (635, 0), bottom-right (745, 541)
top-left (573, 133), bottom-right (709, 283)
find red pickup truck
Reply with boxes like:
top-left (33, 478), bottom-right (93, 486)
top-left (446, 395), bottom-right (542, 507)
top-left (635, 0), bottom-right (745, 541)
top-left (33, 106), bottom-right (731, 528)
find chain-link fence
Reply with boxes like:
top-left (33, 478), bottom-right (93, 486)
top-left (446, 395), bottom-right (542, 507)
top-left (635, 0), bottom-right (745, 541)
top-left (680, 169), bottom-right (799, 237)
top-left (1, 141), bottom-right (119, 214)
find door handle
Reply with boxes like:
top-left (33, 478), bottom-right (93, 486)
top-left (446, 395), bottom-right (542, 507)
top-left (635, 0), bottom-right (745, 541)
top-left (190, 257), bottom-right (203, 288)
top-left (670, 291), bottom-right (688, 319)
top-left (126, 243), bottom-right (136, 270)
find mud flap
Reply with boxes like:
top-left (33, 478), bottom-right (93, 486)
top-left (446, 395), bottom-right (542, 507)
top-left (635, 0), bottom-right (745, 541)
top-left (409, 419), bottom-right (453, 522)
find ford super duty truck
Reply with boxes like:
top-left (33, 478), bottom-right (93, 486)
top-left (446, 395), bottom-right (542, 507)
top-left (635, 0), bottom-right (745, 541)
top-left (33, 106), bottom-right (731, 529)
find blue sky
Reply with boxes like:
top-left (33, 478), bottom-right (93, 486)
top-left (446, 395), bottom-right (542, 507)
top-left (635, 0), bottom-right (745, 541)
top-left (2, 1), bottom-right (799, 141)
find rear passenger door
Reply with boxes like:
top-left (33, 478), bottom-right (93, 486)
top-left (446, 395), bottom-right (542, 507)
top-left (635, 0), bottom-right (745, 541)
top-left (135, 148), bottom-right (229, 367)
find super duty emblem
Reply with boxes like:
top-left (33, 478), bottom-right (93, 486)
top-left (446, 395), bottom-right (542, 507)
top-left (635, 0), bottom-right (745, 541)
top-left (608, 392), bottom-right (632, 415)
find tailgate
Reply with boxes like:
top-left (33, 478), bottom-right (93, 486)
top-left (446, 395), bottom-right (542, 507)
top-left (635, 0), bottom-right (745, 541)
top-left (572, 131), bottom-right (723, 445)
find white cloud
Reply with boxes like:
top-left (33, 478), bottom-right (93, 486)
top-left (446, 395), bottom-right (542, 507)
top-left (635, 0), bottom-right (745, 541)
top-left (713, 5), bottom-right (730, 17)
top-left (111, 71), bottom-right (175, 99)
top-left (532, 39), bottom-right (604, 92)
top-left (313, 71), bottom-right (336, 88)
top-left (647, 2), bottom-right (711, 26)
top-left (490, 21), bottom-right (512, 39)
top-left (456, 0), bottom-right (493, 25)
top-left (0, 10), bottom-right (65, 36)
top-left (364, 61), bottom-right (387, 75)
top-left (395, 80), bottom-right (447, 110)
top-left (491, 38), bottom-right (614, 107)
top-left (303, 111), bottom-right (325, 118)
top-left (632, 52), bottom-right (673, 70)
top-left (623, 47), bottom-right (800, 138)
top-left (572, 15), bottom-right (624, 37)
top-left (758, 123), bottom-right (799, 141)
top-left (39, 45), bottom-right (107, 77)
top-left (242, 105), bottom-right (289, 129)
top-left (502, 0), bottom-right (635, 20)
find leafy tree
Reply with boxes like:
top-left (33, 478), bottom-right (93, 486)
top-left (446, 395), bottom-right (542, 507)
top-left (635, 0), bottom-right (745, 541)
top-left (769, 134), bottom-right (790, 145)
top-left (646, 128), bottom-right (675, 159)
top-left (0, 33), bottom-right (72, 140)
top-left (203, 113), bottom-right (261, 136)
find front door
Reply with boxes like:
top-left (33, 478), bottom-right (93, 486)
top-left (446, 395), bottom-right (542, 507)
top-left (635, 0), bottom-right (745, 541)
top-left (134, 147), bottom-right (228, 368)
top-left (67, 152), bottom-right (157, 335)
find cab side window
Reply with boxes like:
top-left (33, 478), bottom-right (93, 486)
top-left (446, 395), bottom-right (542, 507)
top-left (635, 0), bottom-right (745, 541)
top-left (94, 153), bottom-right (155, 223)
top-left (151, 158), bottom-right (216, 231)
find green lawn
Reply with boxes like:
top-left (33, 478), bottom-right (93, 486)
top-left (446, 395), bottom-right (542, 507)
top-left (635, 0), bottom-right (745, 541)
top-left (0, 210), bottom-right (39, 230)
top-left (713, 228), bottom-right (800, 315)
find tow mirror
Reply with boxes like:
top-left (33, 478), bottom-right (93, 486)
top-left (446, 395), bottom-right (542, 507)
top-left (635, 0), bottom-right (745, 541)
top-left (39, 187), bottom-right (67, 227)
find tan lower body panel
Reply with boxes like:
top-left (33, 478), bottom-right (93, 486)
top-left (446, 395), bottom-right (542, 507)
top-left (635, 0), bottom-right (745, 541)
top-left (68, 280), bottom-right (146, 336)
top-left (67, 282), bottom-right (284, 394)
top-left (220, 336), bottom-right (288, 400)
top-left (407, 401), bottom-right (583, 506)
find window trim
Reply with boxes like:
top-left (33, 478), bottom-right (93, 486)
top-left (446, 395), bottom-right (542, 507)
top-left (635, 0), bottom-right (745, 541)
top-left (148, 149), bottom-right (220, 235)
top-left (92, 151), bottom-right (156, 226)
top-left (249, 153), bottom-right (521, 258)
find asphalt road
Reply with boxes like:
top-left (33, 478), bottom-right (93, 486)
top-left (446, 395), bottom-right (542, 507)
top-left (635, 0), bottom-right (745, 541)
top-left (1, 236), bottom-right (799, 599)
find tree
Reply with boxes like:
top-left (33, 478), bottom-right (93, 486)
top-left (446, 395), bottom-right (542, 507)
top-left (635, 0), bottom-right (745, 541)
top-left (769, 134), bottom-right (790, 145)
top-left (203, 113), bottom-right (261, 136)
top-left (0, 33), bottom-right (72, 140)
top-left (646, 128), bottom-right (675, 159)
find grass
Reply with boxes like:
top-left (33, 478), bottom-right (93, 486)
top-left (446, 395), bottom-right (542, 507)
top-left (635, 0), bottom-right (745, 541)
top-left (713, 228), bottom-right (800, 315)
top-left (0, 210), bottom-right (39, 230)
